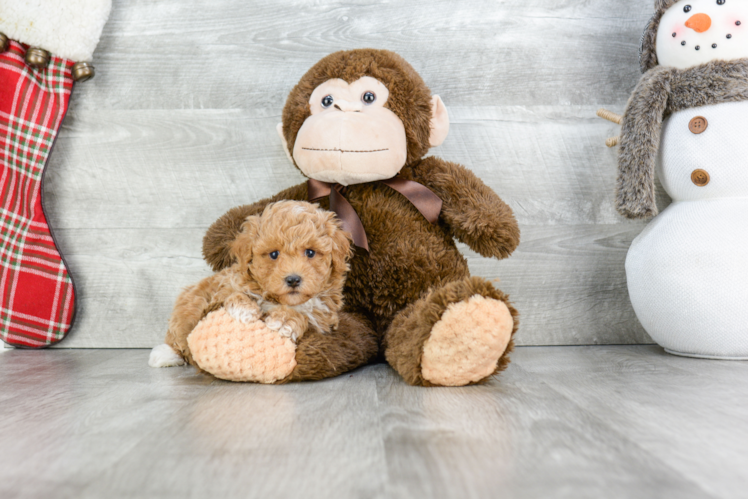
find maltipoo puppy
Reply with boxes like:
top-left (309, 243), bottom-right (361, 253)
top-left (149, 200), bottom-right (352, 368)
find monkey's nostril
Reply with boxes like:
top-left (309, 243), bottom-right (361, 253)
top-left (285, 275), bottom-right (302, 288)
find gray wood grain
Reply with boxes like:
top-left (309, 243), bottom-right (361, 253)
top-left (46, 106), bottom-right (668, 230)
top-left (518, 346), bottom-right (748, 498)
top-left (39, 0), bottom-right (663, 347)
top-left (3, 346), bottom-right (746, 497)
top-left (51, 224), bottom-right (650, 348)
top-left (70, 0), bottom-right (651, 111)
top-left (375, 352), bottom-right (709, 498)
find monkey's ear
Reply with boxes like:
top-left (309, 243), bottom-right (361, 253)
top-left (276, 122), bottom-right (294, 164)
top-left (229, 215), bottom-right (261, 268)
top-left (429, 95), bottom-right (450, 147)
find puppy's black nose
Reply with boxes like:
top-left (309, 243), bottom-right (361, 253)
top-left (285, 275), bottom-right (302, 288)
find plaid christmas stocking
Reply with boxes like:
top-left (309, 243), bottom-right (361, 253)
top-left (0, 1), bottom-right (111, 347)
top-left (0, 41), bottom-right (76, 347)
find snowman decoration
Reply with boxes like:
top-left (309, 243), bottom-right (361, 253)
top-left (599, 0), bottom-right (748, 358)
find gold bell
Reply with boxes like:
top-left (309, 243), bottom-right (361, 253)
top-left (72, 62), bottom-right (95, 82)
top-left (0, 33), bottom-right (9, 53)
top-left (25, 47), bottom-right (50, 69)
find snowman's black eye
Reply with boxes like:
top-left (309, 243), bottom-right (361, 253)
top-left (717, 0), bottom-right (725, 5)
top-left (712, 43), bottom-right (718, 48)
top-left (737, 20), bottom-right (742, 25)
top-left (362, 91), bottom-right (376, 104)
top-left (684, 4), bottom-right (692, 12)
top-left (682, 40), bottom-right (687, 45)
top-left (321, 95), bottom-right (334, 108)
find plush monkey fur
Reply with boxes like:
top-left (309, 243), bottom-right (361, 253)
top-left (204, 49), bottom-right (520, 386)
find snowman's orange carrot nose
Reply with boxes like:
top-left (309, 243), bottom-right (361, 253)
top-left (686, 13), bottom-right (712, 33)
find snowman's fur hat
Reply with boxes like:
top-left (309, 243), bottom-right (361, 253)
top-left (617, 59), bottom-right (748, 218)
top-left (639, 0), bottom-right (679, 72)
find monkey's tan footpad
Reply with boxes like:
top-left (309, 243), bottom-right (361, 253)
top-left (187, 309), bottom-right (296, 383)
top-left (421, 295), bottom-right (513, 386)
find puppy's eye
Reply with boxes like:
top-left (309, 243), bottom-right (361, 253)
top-left (321, 95), bottom-right (334, 108)
top-left (305, 249), bottom-right (316, 258)
top-left (269, 251), bottom-right (279, 260)
top-left (684, 4), bottom-right (692, 12)
top-left (362, 91), bottom-right (376, 104)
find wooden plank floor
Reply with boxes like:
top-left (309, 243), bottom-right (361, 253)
top-left (1, 346), bottom-right (746, 498)
top-left (42, 0), bottom-right (662, 348)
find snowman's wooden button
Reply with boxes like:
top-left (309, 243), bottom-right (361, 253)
top-left (691, 169), bottom-right (710, 186)
top-left (688, 116), bottom-right (708, 134)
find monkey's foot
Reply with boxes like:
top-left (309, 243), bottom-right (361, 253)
top-left (188, 309), bottom-right (296, 383)
top-left (421, 295), bottom-right (514, 386)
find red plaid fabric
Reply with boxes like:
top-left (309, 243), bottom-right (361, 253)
top-left (0, 41), bottom-right (76, 348)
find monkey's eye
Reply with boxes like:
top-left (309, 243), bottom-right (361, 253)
top-left (321, 95), bottom-right (334, 108)
top-left (362, 91), bottom-right (376, 104)
top-left (269, 250), bottom-right (279, 260)
top-left (305, 249), bottom-right (316, 258)
top-left (717, 0), bottom-right (725, 4)
top-left (684, 4), bottom-right (692, 11)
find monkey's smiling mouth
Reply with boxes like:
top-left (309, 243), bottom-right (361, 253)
top-left (302, 147), bottom-right (389, 153)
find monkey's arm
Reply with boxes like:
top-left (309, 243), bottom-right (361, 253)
top-left (413, 157), bottom-right (520, 259)
top-left (202, 182), bottom-right (309, 271)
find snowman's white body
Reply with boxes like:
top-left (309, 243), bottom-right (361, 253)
top-left (626, 100), bottom-right (748, 358)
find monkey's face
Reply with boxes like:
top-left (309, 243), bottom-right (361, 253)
top-left (278, 50), bottom-right (451, 186)
top-left (289, 76), bottom-right (408, 186)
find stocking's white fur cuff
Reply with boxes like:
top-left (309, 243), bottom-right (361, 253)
top-left (0, 0), bottom-right (111, 61)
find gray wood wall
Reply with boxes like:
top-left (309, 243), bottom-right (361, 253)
top-left (43, 0), bottom-right (666, 348)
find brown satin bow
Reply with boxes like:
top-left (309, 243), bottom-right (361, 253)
top-left (307, 176), bottom-right (442, 251)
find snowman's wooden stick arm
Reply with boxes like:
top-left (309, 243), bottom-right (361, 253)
top-left (597, 109), bottom-right (623, 124)
top-left (597, 109), bottom-right (622, 147)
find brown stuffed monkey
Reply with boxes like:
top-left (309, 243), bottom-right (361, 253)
top-left (203, 49), bottom-right (520, 386)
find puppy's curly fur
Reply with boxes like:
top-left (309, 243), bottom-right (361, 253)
top-left (164, 200), bottom-right (352, 366)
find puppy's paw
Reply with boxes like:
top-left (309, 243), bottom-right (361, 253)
top-left (265, 308), bottom-right (308, 343)
top-left (224, 292), bottom-right (261, 324)
top-left (149, 344), bottom-right (186, 367)
top-left (265, 318), bottom-right (297, 340)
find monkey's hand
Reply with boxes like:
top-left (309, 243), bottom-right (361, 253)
top-left (224, 292), bottom-right (262, 324)
top-left (416, 157), bottom-right (520, 260)
top-left (264, 306), bottom-right (308, 342)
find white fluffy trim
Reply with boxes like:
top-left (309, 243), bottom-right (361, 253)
top-left (0, 0), bottom-right (112, 61)
top-left (149, 344), bottom-right (186, 368)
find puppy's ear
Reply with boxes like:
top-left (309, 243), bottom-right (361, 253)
top-left (326, 213), bottom-right (353, 279)
top-left (230, 215), bottom-right (261, 269)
